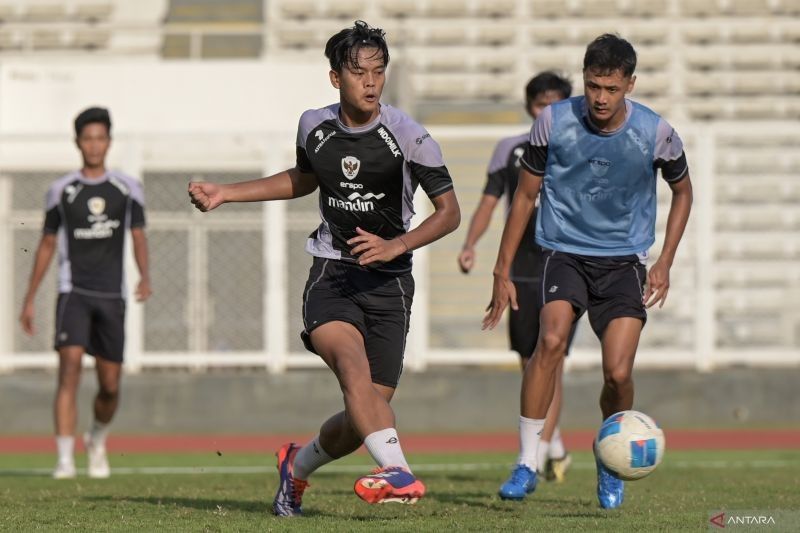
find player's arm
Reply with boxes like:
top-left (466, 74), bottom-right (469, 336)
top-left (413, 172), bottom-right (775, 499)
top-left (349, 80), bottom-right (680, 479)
top-left (19, 232), bottom-right (57, 335)
top-left (645, 121), bottom-right (693, 308)
top-left (188, 167), bottom-right (318, 212)
top-left (350, 189), bottom-right (460, 266)
top-left (131, 227), bottom-right (152, 302)
top-left (645, 174), bottom-right (693, 308)
top-left (458, 194), bottom-right (500, 273)
top-left (482, 168), bottom-right (542, 330)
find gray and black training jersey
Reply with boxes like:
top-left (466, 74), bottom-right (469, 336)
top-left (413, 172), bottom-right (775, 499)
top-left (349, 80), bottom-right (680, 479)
top-left (43, 170), bottom-right (146, 297)
top-left (296, 103), bottom-right (454, 274)
top-left (484, 132), bottom-right (542, 282)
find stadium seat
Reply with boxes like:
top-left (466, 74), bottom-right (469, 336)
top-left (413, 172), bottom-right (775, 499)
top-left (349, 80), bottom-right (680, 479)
top-left (682, 25), bottom-right (721, 44)
top-left (275, 27), bottom-right (323, 49)
top-left (577, 0), bottom-right (620, 18)
top-left (475, 54), bottom-right (516, 74)
top-left (530, 25), bottom-right (577, 45)
top-left (279, 0), bottom-right (320, 19)
top-left (686, 100), bottom-right (728, 120)
top-left (685, 47), bottom-right (724, 70)
top-left (74, 2), bottom-right (113, 23)
top-left (627, 0), bottom-right (667, 17)
top-left (424, 27), bottom-right (467, 46)
top-left (428, 0), bottom-right (469, 18)
top-left (412, 53), bottom-right (469, 73)
top-left (0, 29), bottom-right (18, 50)
top-left (474, 75), bottom-right (516, 101)
top-left (72, 29), bottom-right (111, 50)
top-left (726, 0), bottom-right (773, 15)
top-left (476, 26), bottom-right (515, 46)
top-left (628, 26), bottom-right (669, 45)
top-left (530, 0), bottom-right (571, 18)
top-left (631, 73), bottom-right (670, 98)
top-left (380, 0), bottom-right (424, 18)
top-left (729, 22), bottom-right (776, 43)
top-left (529, 49), bottom-right (580, 72)
top-left (636, 48), bottom-right (670, 71)
top-left (415, 75), bottom-right (473, 100)
top-left (476, 0), bottom-right (517, 18)
top-left (327, 0), bottom-right (366, 19)
top-left (31, 29), bottom-right (64, 49)
top-left (730, 47), bottom-right (782, 69)
top-left (24, 3), bottom-right (66, 22)
top-left (680, 0), bottom-right (723, 16)
top-left (0, 4), bottom-right (15, 22)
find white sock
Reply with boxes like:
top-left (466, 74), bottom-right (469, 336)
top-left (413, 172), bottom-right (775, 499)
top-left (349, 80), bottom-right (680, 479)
top-left (517, 416), bottom-right (545, 471)
top-left (56, 436), bottom-right (74, 464)
top-left (549, 427), bottom-right (566, 459)
top-left (89, 419), bottom-right (110, 447)
top-left (293, 436), bottom-right (334, 480)
top-left (363, 428), bottom-right (410, 471)
top-left (536, 440), bottom-right (550, 472)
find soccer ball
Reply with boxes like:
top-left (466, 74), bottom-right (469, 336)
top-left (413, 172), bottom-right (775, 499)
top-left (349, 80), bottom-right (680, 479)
top-left (596, 410), bottom-right (665, 481)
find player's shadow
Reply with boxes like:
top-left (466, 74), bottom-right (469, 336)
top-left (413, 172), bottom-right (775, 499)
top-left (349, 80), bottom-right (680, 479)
top-left (84, 495), bottom-right (265, 514)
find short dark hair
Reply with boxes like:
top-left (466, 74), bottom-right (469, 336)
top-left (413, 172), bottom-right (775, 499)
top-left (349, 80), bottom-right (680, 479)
top-left (74, 107), bottom-right (111, 137)
top-left (525, 72), bottom-right (572, 102)
top-left (324, 20), bottom-right (389, 72)
top-left (583, 34), bottom-right (637, 78)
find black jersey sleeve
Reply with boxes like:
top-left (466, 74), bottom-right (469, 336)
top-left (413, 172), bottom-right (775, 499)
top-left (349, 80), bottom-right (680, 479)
top-left (653, 118), bottom-right (689, 183)
top-left (130, 200), bottom-right (145, 228)
top-left (519, 106), bottom-right (552, 176)
top-left (406, 132), bottom-right (453, 199)
top-left (296, 146), bottom-right (313, 173)
top-left (42, 181), bottom-right (64, 233)
top-left (483, 138), bottom-right (510, 198)
top-left (43, 206), bottom-right (60, 233)
top-left (409, 161), bottom-right (453, 199)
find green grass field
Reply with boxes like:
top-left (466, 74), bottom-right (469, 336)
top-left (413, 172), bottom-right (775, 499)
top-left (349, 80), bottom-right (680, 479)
top-left (1, 450), bottom-right (799, 531)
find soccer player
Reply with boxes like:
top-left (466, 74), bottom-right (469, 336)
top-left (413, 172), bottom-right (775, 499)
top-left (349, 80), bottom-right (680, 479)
top-left (483, 34), bottom-right (692, 508)
top-left (19, 107), bottom-right (151, 479)
top-left (188, 21), bottom-right (460, 516)
top-left (457, 72), bottom-right (575, 483)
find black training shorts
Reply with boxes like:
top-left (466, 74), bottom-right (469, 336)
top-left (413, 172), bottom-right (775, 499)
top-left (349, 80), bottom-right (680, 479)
top-left (539, 249), bottom-right (647, 338)
top-left (509, 279), bottom-right (578, 360)
top-left (54, 292), bottom-right (126, 362)
top-left (300, 256), bottom-right (414, 388)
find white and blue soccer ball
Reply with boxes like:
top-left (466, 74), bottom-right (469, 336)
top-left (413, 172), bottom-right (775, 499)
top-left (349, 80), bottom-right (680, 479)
top-left (596, 410), bottom-right (665, 481)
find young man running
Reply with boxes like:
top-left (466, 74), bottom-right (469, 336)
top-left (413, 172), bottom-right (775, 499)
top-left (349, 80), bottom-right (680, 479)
top-left (188, 21), bottom-right (460, 516)
top-left (483, 34), bottom-right (692, 508)
top-left (458, 72), bottom-right (576, 483)
top-left (20, 107), bottom-right (151, 479)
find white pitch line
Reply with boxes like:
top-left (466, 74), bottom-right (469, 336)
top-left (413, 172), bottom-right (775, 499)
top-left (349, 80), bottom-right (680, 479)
top-left (1, 459), bottom-right (798, 477)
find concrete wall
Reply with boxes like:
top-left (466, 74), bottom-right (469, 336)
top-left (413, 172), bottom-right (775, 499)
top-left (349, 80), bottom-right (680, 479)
top-left (1, 367), bottom-right (797, 434)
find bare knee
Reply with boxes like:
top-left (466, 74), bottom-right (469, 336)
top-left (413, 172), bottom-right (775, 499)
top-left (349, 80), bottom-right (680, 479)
top-left (97, 383), bottom-right (119, 402)
top-left (603, 366), bottom-right (632, 390)
top-left (539, 332), bottom-right (568, 359)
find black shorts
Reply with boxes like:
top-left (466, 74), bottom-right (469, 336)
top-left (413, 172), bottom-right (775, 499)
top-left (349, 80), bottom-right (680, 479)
top-left (300, 257), bottom-right (414, 388)
top-left (509, 279), bottom-right (577, 360)
top-left (539, 249), bottom-right (647, 338)
top-left (54, 292), bottom-right (126, 362)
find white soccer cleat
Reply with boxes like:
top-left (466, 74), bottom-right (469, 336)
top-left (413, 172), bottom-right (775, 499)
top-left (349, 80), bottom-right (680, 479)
top-left (52, 460), bottom-right (77, 479)
top-left (84, 433), bottom-right (110, 479)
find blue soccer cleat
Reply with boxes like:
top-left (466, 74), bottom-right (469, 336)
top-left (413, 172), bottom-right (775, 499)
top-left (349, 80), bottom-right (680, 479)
top-left (272, 442), bottom-right (309, 517)
top-left (594, 441), bottom-right (624, 509)
top-left (498, 464), bottom-right (538, 500)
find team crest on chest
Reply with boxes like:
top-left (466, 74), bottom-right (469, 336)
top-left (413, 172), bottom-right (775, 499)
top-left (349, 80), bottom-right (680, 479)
top-left (588, 157), bottom-right (612, 177)
top-left (341, 156), bottom-right (361, 180)
top-left (88, 197), bottom-right (106, 216)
